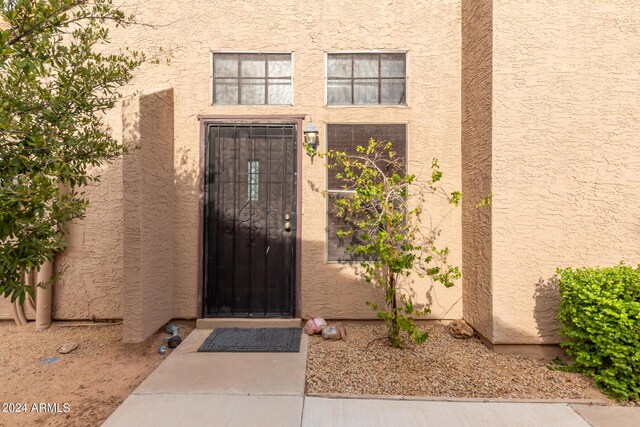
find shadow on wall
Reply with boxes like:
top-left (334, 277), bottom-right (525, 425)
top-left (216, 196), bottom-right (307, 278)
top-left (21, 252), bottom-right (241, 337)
top-left (533, 275), bottom-right (562, 344)
top-left (175, 146), bottom-right (199, 201)
top-left (172, 144), bottom-right (201, 318)
top-left (481, 277), bottom-right (563, 346)
top-left (48, 107), bottom-right (138, 320)
top-left (122, 107), bottom-right (140, 152)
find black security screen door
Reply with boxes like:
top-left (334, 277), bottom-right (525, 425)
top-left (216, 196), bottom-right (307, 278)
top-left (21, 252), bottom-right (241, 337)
top-left (204, 124), bottom-right (297, 317)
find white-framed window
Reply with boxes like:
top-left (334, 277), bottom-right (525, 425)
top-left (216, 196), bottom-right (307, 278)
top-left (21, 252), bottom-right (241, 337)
top-left (326, 123), bottom-right (408, 262)
top-left (211, 53), bottom-right (292, 105)
top-left (326, 52), bottom-right (407, 106)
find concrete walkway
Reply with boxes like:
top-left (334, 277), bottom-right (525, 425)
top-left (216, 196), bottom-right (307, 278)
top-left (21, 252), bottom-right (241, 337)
top-left (103, 330), bottom-right (640, 427)
top-left (103, 329), bottom-right (307, 426)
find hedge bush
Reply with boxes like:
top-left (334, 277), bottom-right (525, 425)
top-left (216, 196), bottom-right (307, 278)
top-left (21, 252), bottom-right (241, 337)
top-left (556, 264), bottom-right (640, 401)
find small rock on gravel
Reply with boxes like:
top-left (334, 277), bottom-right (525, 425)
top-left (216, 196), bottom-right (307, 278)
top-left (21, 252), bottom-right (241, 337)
top-left (447, 320), bottom-right (474, 339)
top-left (58, 342), bottom-right (79, 354)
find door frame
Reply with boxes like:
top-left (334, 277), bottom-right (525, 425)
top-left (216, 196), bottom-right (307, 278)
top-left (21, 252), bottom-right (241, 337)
top-left (197, 115), bottom-right (305, 318)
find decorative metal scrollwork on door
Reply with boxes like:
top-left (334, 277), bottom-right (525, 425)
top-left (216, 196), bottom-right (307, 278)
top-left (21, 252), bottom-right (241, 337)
top-left (238, 201), bottom-right (264, 246)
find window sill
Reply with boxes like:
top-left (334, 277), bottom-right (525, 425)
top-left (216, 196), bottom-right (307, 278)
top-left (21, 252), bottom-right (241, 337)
top-left (324, 104), bottom-right (409, 109)
top-left (325, 259), bottom-right (375, 265)
top-left (210, 104), bottom-right (294, 107)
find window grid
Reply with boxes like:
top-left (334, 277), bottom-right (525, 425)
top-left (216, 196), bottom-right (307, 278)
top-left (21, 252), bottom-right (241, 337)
top-left (212, 53), bottom-right (292, 105)
top-left (326, 53), bottom-right (407, 106)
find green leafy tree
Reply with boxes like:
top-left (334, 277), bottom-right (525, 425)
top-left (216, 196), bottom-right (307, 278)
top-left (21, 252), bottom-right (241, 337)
top-left (0, 0), bottom-right (145, 303)
top-left (321, 139), bottom-right (483, 348)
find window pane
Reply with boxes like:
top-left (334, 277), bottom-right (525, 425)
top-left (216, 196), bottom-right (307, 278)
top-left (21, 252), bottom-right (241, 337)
top-left (326, 124), bottom-right (407, 262)
top-left (327, 192), bottom-right (369, 262)
top-left (212, 53), bottom-right (292, 105)
top-left (214, 54), bottom-right (238, 78)
top-left (327, 80), bottom-right (352, 104)
top-left (381, 54), bottom-right (406, 78)
top-left (327, 124), bottom-right (407, 189)
top-left (353, 54), bottom-right (379, 78)
top-left (240, 55), bottom-right (266, 77)
top-left (248, 161), bottom-right (259, 201)
top-left (327, 54), bottom-right (352, 78)
top-left (240, 80), bottom-right (266, 104)
top-left (268, 55), bottom-right (291, 78)
top-left (381, 79), bottom-right (406, 104)
top-left (267, 79), bottom-right (291, 104)
top-left (214, 79), bottom-right (238, 104)
top-left (353, 79), bottom-right (378, 104)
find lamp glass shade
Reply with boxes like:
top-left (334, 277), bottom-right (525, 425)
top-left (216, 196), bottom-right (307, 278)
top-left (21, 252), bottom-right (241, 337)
top-left (304, 131), bottom-right (318, 147)
top-left (304, 118), bottom-right (319, 152)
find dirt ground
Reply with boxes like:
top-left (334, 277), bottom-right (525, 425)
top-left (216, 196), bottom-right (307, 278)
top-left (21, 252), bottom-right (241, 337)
top-left (0, 320), bottom-right (194, 427)
top-left (306, 324), bottom-right (617, 403)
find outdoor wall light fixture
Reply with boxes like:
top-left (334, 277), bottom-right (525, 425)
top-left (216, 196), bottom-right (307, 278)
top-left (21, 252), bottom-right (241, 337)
top-left (303, 117), bottom-right (320, 160)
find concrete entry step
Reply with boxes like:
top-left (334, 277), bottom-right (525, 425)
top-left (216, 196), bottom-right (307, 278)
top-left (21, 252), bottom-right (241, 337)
top-left (133, 330), bottom-right (308, 396)
top-left (196, 318), bottom-right (303, 329)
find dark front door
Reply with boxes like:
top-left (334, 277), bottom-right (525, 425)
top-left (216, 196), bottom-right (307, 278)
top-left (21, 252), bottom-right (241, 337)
top-left (204, 124), bottom-right (297, 317)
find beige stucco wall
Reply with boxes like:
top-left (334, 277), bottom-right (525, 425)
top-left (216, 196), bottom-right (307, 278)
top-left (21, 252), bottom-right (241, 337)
top-left (2, 0), bottom-right (638, 348)
top-left (121, 87), bottom-right (175, 343)
top-left (461, 0), bottom-right (493, 341)
top-left (2, 1), bottom-right (638, 347)
top-left (489, 0), bottom-right (640, 344)
top-left (2, 0), bottom-right (463, 326)
top-left (119, 0), bottom-right (463, 321)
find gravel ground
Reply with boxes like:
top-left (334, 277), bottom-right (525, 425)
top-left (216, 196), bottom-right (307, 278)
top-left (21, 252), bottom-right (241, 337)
top-left (0, 320), bottom-right (194, 427)
top-left (306, 324), bottom-right (614, 402)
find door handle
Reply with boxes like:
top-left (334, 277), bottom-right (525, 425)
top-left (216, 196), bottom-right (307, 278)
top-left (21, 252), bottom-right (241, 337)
top-left (284, 222), bottom-right (291, 232)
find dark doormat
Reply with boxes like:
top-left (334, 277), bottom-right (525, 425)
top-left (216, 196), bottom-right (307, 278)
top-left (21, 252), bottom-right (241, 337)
top-left (197, 328), bottom-right (302, 353)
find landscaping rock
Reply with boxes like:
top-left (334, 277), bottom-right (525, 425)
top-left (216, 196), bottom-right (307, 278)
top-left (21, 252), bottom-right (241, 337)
top-left (57, 342), bottom-right (79, 354)
top-left (321, 325), bottom-right (347, 341)
top-left (306, 324), bottom-right (610, 401)
top-left (303, 317), bottom-right (327, 335)
top-left (448, 320), bottom-right (475, 339)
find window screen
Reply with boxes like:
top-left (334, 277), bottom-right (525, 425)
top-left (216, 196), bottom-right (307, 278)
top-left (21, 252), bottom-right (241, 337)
top-left (212, 53), bottom-right (292, 105)
top-left (327, 53), bottom-right (406, 105)
top-left (326, 124), bottom-right (407, 262)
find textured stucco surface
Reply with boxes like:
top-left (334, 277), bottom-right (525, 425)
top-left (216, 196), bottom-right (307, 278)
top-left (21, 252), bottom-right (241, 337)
top-left (490, 0), bottom-right (640, 343)
top-left (2, 0), bottom-right (462, 318)
top-left (122, 87), bottom-right (175, 342)
top-left (1, 0), bottom-right (463, 323)
top-left (103, 0), bottom-right (464, 321)
top-left (4, 1), bottom-right (637, 346)
top-left (461, 0), bottom-right (493, 341)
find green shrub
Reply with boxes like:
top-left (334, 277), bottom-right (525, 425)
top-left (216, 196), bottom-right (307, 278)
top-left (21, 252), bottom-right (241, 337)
top-left (556, 264), bottom-right (640, 401)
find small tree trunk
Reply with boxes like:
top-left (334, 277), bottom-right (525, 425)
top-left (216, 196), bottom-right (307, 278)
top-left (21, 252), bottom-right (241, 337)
top-left (384, 205), bottom-right (401, 346)
top-left (390, 272), bottom-right (398, 337)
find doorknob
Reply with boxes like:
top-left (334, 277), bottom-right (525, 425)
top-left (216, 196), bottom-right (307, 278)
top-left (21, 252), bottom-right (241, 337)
top-left (284, 222), bottom-right (291, 232)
